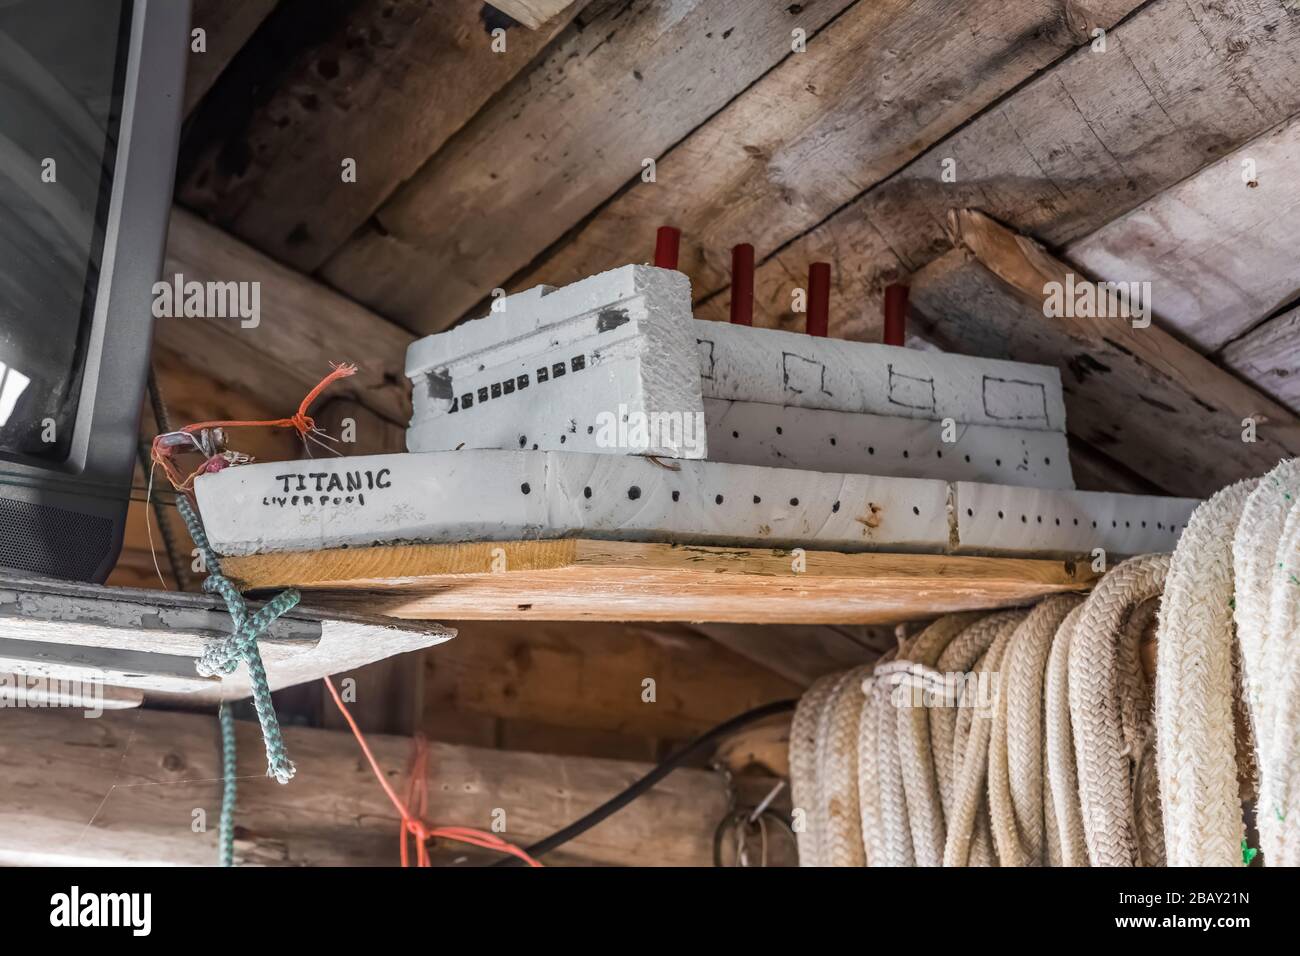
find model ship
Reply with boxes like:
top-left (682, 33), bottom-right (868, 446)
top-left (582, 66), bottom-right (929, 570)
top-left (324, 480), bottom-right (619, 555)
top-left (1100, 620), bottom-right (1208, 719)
top-left (194, 239), bottom-right (1198, 561)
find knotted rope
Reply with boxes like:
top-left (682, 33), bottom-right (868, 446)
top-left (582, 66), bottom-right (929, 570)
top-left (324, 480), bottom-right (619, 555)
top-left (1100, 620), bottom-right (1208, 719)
top-left (871, 633), bottom-right (918, 866)
top-left (856, 648), bottom-right (895, 867)
top-left (177, 495), bottom-right (299, 786)
top-left (323, 676), bottom-right (542, 867)
top-left (893, 614), bottom-right (982, 866)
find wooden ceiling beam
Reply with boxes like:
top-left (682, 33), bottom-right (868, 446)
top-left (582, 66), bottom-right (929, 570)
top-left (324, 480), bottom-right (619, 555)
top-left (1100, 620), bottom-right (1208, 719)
top-left (516, 0), bottom-right (1146, 336)
top-left (153, 208), bottom-right (414, 428)
top-left (1064, 115), bottom-right (1300, 357)
top-left (0, 706), bottom-right (726, 866)
top-left (686, 0), bottom-right (1300, 342)
top-left (1221, 307), bottom-right (1300, 414)
top-left (176, 0), bottom-right (578, 274)
top-left (318, 0), bottom-right (859, 332)
top-left (909, 210), bottom-right (1300, 498)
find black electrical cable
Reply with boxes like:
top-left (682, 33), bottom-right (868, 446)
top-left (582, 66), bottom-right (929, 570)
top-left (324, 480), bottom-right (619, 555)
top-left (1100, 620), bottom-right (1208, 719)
top-left (491, 697), bottom-right (798, 865)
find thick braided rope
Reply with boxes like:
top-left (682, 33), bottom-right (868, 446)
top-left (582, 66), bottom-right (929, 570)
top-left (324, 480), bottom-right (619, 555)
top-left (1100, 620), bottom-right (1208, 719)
top-left (1234, 461), bottom-right (1300, 732)
top-left (857, 649), bottom-right (895, 867)
top-left (943, 614), bottom-right (1020, 866)
top-left (1154, 480), bottom-right (1257, 866)
top-left (1045, 603), bottom-right (1088, 865)
top-left (790, 673), bottom-right (840, 866)
top-left (1124, 597), bottom-right (1165, 867)
top-left (818, 665), bottom-right (873, 866)
top-left (177, 496), bottom-right (299, 785)
top-left (811, 669), bottom-right (858, 865)
top-left (1068, 553), bottom-right (1169, 866)
top-left (873, 633), bottom-right (919, 866)
top-left (988, 595), bottom-right (1081, 866)
top-left (218, 701), bottom-right (237, 867)
top-left (1234, 460), bottom-right (1300, 862)
top-left (1261, 497), bottom-right (1300, 864)
top-left (957, 614), bottom-right (1026, 867)
top-left (1043, 725), bottom-right (1061, 866)
top-left (933, 613), bottom-right (1018, 825)
top-left (894, 614), bottom-right (980, 866)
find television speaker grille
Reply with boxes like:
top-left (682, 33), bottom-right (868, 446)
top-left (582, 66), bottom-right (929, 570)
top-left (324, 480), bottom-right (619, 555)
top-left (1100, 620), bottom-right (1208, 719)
top-left (0, 497), bottom-right (115, 581)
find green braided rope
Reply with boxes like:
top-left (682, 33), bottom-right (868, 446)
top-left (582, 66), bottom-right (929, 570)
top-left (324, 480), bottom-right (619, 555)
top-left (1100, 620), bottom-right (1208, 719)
top-left (218, 702), bottom-right (236, 867)
top-left (175, 496), bottom-right (299, 786)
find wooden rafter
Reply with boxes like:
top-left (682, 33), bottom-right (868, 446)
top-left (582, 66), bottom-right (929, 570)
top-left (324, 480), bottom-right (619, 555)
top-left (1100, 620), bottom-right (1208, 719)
top-left (319, 0), bottom-right (859, 331)
top-left (518, 0), bottom-right (1146, 334)
top-left (685, 0), bottom-right (1300, 343)
top-left (177, 0), bottom-right (580, 273)
top-left (909, 210), bottom-right (1300, 498)
top-left (1065, 114), bottom-right (1300, 356)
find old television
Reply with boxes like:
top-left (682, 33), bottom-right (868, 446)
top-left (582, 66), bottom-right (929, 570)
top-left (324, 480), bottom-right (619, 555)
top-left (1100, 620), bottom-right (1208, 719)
top-left (0, 0), bottom-right (189, 581)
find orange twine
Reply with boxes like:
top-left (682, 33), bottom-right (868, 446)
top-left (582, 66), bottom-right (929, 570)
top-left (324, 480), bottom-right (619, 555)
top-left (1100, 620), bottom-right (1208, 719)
top-left (151, 363), bottom-right (358, 492)
top-left (323, 676), bottom-right (543, 868)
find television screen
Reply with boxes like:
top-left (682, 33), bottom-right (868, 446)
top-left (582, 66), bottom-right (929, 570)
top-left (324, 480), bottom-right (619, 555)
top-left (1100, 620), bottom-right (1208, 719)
top-left (0, 0), bottom-right (131, 463)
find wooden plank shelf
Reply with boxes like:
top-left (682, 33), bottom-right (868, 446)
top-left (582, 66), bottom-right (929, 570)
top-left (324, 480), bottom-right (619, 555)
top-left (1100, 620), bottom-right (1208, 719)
top-left (223, 539), bottom-right (1099, 625)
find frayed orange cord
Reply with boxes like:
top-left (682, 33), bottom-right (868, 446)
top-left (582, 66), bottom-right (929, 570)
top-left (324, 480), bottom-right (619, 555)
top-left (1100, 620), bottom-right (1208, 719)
top-left (323, 676), bottom-right (543, 868)
top-left (151, 363), bottom-right (358, 492)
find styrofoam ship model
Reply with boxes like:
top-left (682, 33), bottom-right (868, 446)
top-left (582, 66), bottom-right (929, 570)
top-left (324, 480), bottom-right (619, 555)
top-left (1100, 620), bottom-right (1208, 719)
top-left (196, 263), bottom-right (1199, 560)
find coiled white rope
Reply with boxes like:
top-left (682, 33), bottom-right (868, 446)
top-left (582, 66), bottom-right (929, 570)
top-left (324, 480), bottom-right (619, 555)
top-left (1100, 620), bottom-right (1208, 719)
top-left (856, 653), bottom-right (886, 867)
top-left (789, 458), bottom-right (1300, 868)
top-left (816, 666), bottom-right (873, 866)
top-left (989, 595), bottom-right (1082, 866)
top-left (944, 613), bottom-right (1023, 866)
top-left (789, 672), bottom-right (839, 866)
top-left (1069, 552), bottom-right (1169, 867)
top-left (894, 614), bottom-right (981, 866)
top-left (1155, 478), bottom-right (1257, 866)
top-left (1045, 602), bottom-right (1088, 865)
top-left (1233, 459), bottom-right (1300, 864)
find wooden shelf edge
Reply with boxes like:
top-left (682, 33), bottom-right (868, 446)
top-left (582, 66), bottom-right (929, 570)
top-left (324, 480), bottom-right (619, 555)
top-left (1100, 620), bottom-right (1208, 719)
top-left (223, 538), bottom-right (1098, 625)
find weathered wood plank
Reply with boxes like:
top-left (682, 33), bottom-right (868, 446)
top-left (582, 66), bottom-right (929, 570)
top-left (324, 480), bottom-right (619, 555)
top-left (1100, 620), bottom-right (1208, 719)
top-left (693, 0), bottom-right (1300, 341)
top-left (1221, 307), bottom-right (1300, 413)
top-left (184, 0), bottom-right (279, 115)
top-left (909, 210), bottom-right (1300, 498)
top-left (520, 0), bottom-right (1142, 331)
top-left (178, 0), bottom-right (577, 272)
top-left (155, 207), bottom-right (414, 427)
top-left (489, 0), bottom-right (580, 30)
top-left (222, 538), bottom-right (1096, 625)
top-left (687, 623), bottom-right (891, 687)
top-left (1065, 115), bottom-right (1300, 352)
top-left (320, 0), bottom-right (855, 332)
top-left (319, 652), bottom-right (425, 736)
top-left (0, 571), bottom-right (451, 701)
top-left (422, 620), bottom-right (800, 741)
top-left (0, 706), bottom-right (726, 866)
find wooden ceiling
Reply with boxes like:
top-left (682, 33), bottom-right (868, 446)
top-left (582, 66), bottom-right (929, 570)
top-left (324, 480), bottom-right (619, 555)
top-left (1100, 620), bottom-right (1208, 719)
top-left (151, 0), bottom-right (1300, 513)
